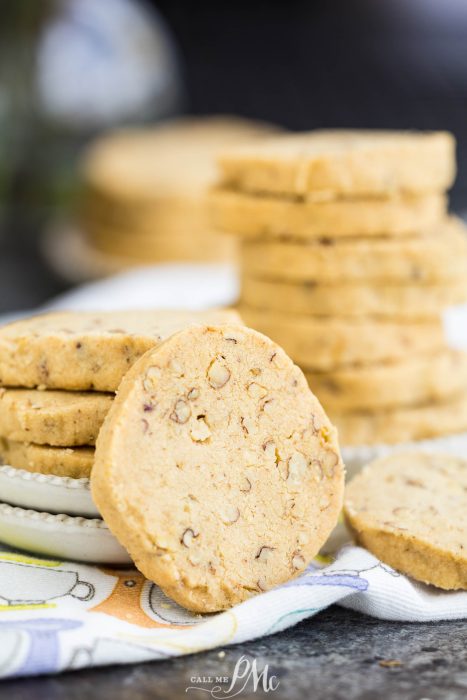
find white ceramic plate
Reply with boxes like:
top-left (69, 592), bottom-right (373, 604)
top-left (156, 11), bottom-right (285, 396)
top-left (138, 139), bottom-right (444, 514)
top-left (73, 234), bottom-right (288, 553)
top-left (0, 501), bottom-right (131, 564)
top-left (0, 465), bottom-right (99, 518)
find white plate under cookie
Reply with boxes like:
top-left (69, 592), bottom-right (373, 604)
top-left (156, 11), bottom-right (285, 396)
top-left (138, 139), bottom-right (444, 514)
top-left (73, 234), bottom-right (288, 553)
top-left (0, 465), bottom-right (98, 518)
top-left (0, 501), bottom-right (131, 564)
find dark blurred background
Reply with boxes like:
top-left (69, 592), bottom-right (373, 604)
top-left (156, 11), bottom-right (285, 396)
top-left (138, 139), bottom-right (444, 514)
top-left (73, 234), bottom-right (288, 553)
top-left (2, 0), bottom-right (467, 312)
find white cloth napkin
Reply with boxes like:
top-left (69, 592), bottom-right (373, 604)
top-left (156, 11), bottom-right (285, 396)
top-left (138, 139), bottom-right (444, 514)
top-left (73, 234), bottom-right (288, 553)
top-left (0, 265), bottom-right (465, 679)
top-left (0, 544), bottom-right (465, 678)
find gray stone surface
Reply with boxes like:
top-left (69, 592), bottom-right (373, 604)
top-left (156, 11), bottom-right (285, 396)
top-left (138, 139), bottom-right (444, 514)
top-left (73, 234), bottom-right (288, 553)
top-left (2, 606), bottom-right (466, 700)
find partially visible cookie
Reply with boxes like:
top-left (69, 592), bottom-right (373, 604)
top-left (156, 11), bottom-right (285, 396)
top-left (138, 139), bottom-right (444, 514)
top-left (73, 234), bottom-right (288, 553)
top-left (210, 188), bottom-right (446, 238)
top-left (344, 452), bottom-right (467, 589)
top-left (218, 130), bottom-right (455, 198)
top-left (306, 350), bottom-right (467, 411)
top-left (0, 309), bottom-right (242, 392)
top-left (241, 217), bottom-right (467, 284)
top-left (241, 276), bottom-right (467, 319)
top-left (330, 393), bottom-right (467, 446)
top-left (240, 308), bottom-right (444, 370)
top-left (92, 324), bottom-right (344, 612)
top-left (85, 221), bottom-right (236, 263)
top-left (0, 439), bottom-right (94, 478)
top-left (0, 388), bottom-right (113, 446)
top-left (83, 116), bottom-right (279, 202)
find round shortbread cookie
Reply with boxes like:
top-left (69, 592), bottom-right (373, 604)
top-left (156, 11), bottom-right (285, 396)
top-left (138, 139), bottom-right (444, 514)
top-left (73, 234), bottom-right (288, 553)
top-left (331, 393), bottom-right (467, 446)
top-left (240, 308), bottom-right (444, 370)
top-left (241, 276), bottom-right (467, 319)
top-left (210, 188), bottom-right (446, 238)
top-left (0, 309), bottom-right (242, 392)
top-left (306, 350), bottom-right (467, 411)
top-left (344, 452), bottom-right (467, 589)
top-left (218, 130), bottom-right (455, 198)
top-left (241, 217), bottom-right (467, 284)
top-left (0, 439), bottom-right (94, 478)
top-left (0, 388), bottom-right (113, 446)
top-left (91, 325), bottom-right (344, 612)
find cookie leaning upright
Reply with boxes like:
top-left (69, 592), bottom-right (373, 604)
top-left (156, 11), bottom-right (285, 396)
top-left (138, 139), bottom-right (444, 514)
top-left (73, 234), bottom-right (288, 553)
top-left (92, 324), bottom-right (344, 612)
top-left (0, 308), bottom-right (241, 481)
top-left (344, 453), bottom-right (467, 590)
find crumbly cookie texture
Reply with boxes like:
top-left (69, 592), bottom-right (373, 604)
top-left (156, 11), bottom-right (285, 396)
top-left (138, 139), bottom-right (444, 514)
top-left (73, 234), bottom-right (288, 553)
top-left (240, 308), bottom-right (444, 370)
top-left (0, 388), bottom-right (112, 446)
top-left (241, 217), bottom-right (467, 284)
top-left (330, 393), bottom-right (467, 446)
top-left (0, 309), bottom-right (242, 392)
top-left (91, 324), bottom-right (344, 612)
top-left (210, 188), bottom-right (447, 238)
top-left (0, 439), bottom-right (94, 478)
top-left (344, 452), bottom-right (467, 590)
top-left (306, 350), bottom-right (467, 411)
top-left (218, 130), bottom-right (456, 198)
top-left (241, 276), bottom-right (467, 319)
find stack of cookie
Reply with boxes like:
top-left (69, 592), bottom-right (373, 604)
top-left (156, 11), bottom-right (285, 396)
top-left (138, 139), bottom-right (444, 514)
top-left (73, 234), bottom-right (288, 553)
top-left (0, 309), bottom-right (240, 488)
top-left (210, 130), bottom-right (467, 447)
top-left (79, 116), bottom-right (278, 269)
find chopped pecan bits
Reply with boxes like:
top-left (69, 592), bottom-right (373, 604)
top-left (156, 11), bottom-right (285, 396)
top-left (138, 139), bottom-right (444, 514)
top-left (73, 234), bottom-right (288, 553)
top-left (181, 528), bottom-right (199, 547)
top-left (220, 506), bottom-right (240, 524)
top-left (311, 459), bottom-right (324, 482)
top-left (187, 387), bottom-right (200, 400)
top-left (190, 416), bottom-right (211, 442)
top-left (255, 546), bottom-right (275, 563)
top-left (322, 451), bottom-right (339, 478)
top-left (311, 413), bottom-right (323, 433)
top-left (143, 366), bottom-right (161, 391)
top-left (169, 359), bottom-right (184, 376)
top-left (291, 552), bottom-right (306, 570)
top-left (247, 382), bottom-right (268, 399)
top-left (170, 398), bottom-right (191, 424)
top-left (240, 416), bottom-right (254, 435)
top-left (75, 342), bottom-right (82, 349)
top-left (260, 398), bottom-right (274, 414)
top-left (262, 439), bottom-right (279, 466)
top-left (287, 452), bottom-right (308, 488)
top-left (39, 360), bottom-right (49, 379)
top-left (319, 426), bottom-right (332, 444)
top-left (207, 356), bottom-right (231, 389)
top-left (239, 477), bottom-right (252, 493)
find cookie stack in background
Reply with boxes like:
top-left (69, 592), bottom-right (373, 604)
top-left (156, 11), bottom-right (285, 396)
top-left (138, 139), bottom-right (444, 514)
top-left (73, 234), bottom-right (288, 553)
top-left (78, 116), bottom-right (279, 271)
top-left (210, 130), bottom-right (467, 449)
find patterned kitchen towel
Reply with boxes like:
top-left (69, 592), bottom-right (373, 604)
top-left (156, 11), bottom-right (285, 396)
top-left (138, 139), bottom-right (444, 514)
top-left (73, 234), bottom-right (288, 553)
top-left (0, 544), bottom-right (466, 678)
